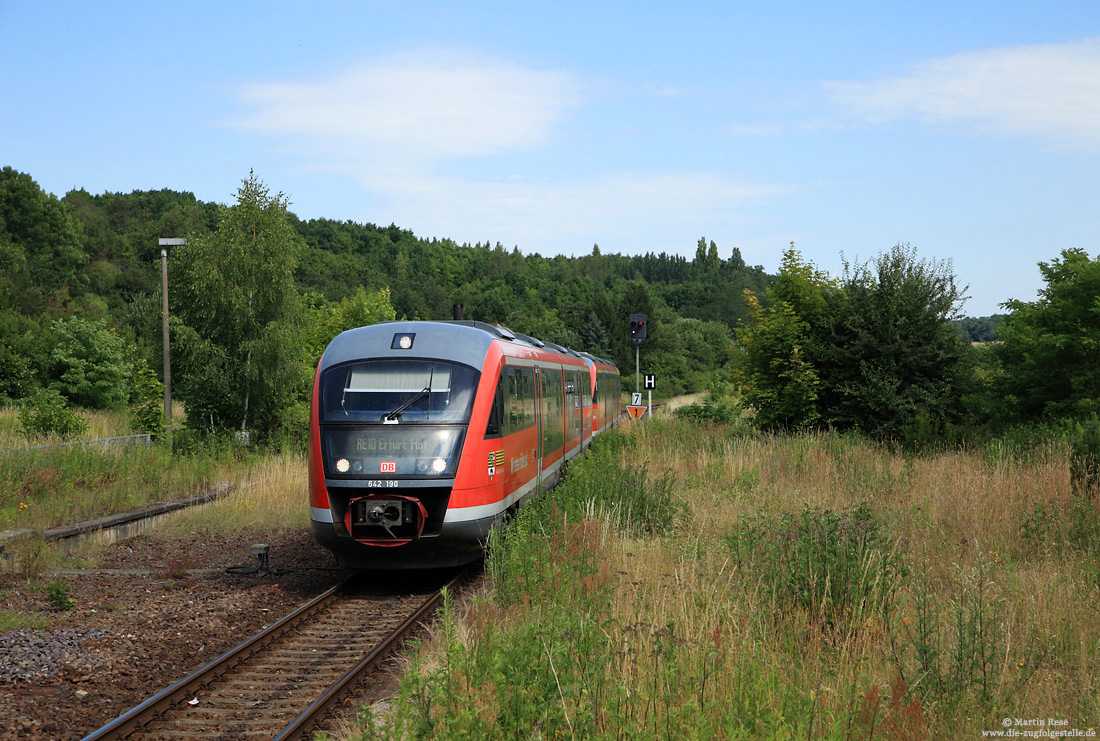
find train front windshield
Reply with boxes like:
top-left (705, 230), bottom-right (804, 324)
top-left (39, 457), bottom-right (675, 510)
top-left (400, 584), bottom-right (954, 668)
top-left (319, 360), bottom-right (479, 478)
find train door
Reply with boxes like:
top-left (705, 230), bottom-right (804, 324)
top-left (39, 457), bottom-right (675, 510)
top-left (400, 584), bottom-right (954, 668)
top-left (534, 367), bottom-right (543, 481)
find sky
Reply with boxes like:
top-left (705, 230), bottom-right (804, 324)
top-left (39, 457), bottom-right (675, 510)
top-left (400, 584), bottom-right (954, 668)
top-left (3, 1), bottom-right (1100, 318)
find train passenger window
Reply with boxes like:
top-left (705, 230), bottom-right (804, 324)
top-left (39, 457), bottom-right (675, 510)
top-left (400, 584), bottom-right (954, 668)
top-left (501, 365), bottom-right (536, 433)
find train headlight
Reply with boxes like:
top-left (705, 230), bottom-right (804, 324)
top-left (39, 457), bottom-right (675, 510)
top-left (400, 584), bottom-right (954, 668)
top-left (431, 457), bottom-right (447, 473)
top-left (391, 333), bottom-right (416, 350)
top-left (335, 458), bottom-right (351, 473)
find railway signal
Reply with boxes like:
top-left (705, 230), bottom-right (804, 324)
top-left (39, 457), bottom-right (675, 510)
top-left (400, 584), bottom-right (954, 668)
top-left (628, 314), bottom-right (647, 344)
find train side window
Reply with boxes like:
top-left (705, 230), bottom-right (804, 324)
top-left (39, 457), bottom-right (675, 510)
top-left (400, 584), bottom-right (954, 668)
top-left (519, 367), bottom-right (535, 430)
top-left (507, 368), bottom-right (520, 431)
top-left (485, 373), bottom-right (503, 438)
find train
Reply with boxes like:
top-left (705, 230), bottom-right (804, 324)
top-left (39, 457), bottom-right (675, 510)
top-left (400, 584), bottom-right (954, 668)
top-left (308, 320), bottom-right (622, 569)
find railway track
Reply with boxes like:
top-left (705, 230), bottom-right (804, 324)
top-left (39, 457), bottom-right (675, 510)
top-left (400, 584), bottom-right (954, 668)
top-left (83, 568), bottom-right (469, 740)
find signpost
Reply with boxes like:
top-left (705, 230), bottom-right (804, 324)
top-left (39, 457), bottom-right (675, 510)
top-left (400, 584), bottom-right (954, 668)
top-left (644, 374), bottom-right (656, 418)
top-left (627, 314), bottom-right (650, 420)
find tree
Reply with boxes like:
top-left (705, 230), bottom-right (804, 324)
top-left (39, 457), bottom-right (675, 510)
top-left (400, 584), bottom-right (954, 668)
top-left (731, 246), bottom-right (834, 430)
top-left (0, 167), bottom-right (87, 313)
top-left (706, 240), bottom-right (720, 273)
top-left (579, 312), bottom-right (612, 357)
top-left (996, 248), bottom-right (1100, 420)
top-left (733, 290), bottom-right (822, 430)
top-left (50, 317), bottom-right (133, 409)
top-left (302, 286), bottom-right (397, 367)
top-left (171, 172), bottom-right (308, 438)
top-left (733, 243), bottom-right (970, 438)
top-left (815, 243), bottom-right (970, 437)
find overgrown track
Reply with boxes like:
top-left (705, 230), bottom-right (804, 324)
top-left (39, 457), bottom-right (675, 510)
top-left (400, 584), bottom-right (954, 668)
top-left (83, 569), bottom-right (469, 740)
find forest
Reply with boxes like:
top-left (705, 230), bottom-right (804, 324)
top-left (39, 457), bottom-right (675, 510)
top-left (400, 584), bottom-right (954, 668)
top-left (1, 165), bottom-right (1098, 458)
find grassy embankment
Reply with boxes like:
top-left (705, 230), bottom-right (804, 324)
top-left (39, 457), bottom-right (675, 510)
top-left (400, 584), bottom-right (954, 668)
top-left (0, 406), bottom-right (308, 567)
top-left (342, 415), bottom-right (1099, 739)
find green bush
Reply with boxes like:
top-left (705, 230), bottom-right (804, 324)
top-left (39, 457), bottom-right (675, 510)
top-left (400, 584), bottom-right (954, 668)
top-left (128, 363), bottom-right (167, 441)
top-left (725, 501), bottom-right (901, 630)
top-left (50, 316), bottom-right (132, 410)
top-left (19, 388), bottom-right (87, 439)
top-left (673, 397), bottom-right (740, 424)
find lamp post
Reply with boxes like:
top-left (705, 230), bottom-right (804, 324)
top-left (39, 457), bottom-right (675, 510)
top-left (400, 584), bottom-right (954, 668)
top-left (159, 238), bottom-right (186, 431)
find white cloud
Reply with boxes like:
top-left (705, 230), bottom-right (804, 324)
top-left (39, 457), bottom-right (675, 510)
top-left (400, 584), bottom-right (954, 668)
top-left (230, 48), bottom-right (579, 164)
top-left (825, 37), bottom-right (1100, 148)
top-left (228, 48), bottom-right (789, 253)
top-left (375, 171), bottom-right (789, 253)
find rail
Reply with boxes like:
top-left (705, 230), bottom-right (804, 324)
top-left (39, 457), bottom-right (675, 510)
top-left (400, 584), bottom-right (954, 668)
top-left (82, 567), bottom-right (470, 740)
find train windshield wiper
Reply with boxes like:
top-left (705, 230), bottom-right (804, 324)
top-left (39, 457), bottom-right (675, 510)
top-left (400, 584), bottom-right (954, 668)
top-left (383, 368), bottom-right (433, 423)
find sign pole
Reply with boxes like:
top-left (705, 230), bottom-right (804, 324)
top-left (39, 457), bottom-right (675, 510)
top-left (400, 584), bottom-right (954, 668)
top-left (635, 344), bottom-right (640, 393)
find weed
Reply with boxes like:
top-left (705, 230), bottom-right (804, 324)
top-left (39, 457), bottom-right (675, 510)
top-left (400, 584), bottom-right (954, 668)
top-left (847, 675), bottom-right (929, 741)
top-left (13, 536), bottom-right (50, 583)
top-left (1070, 414), bottom-right (1100, 499)
top-left (128, 363), bottom-right (167, 441)
top-left (0, 609), bottom-right (46, 631)
top-left (1019, 500), bottom-right (1055, 554)
top-left (896, 549), bottom-right (1018, 715)
top-left (521, 430), bottom-right (682, 537)
top-left (1067, 496), bottom-right (1100, 552)
top-left (673, 397), bottom-right (742, 425)
top-left (949, 551), bottom-right (1004, 706)
top-left (45, 579), bottom-right (75, 611)
top-left (725, 501), bottom-right (902, 631)
top-left (0, 441), bottom-right (229, 531)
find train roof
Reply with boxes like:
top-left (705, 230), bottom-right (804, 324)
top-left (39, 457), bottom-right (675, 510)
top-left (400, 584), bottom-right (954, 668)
top-left (579, 351), bottom-right (617, 369)
top-left (320, 320), bottom-right (597, 371)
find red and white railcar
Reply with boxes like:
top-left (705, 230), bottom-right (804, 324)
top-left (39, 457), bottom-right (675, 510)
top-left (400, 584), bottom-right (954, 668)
top-left (309, 320), bottom-right (620, 569)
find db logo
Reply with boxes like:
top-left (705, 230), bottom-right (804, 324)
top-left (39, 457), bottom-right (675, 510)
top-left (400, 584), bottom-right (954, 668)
top-left (379, 461), bottom-right (397, 473)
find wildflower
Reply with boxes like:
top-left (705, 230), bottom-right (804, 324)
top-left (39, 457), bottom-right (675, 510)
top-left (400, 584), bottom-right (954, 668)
top-left (19, 502), bottom-right (28, 511)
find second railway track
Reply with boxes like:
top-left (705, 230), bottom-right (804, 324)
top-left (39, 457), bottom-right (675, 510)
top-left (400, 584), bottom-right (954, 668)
top-left (84, 568), bottom-right (470, 741)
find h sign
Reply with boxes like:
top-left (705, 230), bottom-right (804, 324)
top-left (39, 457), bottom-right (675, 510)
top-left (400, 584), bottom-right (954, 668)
top-left (644, 374), bottom-right (656, 390)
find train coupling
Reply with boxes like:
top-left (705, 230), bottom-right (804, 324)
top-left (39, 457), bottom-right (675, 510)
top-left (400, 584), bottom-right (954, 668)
top-left (346, 495), bottom-right (429, 545)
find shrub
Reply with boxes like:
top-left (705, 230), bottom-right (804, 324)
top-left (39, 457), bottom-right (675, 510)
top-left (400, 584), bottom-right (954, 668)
top-left (50, 316), bottom-right (132, 410)
top-left (673, 397), bottom-right (741, 424)
top-left (19, 388), bottom-right (87, 439)
top-left (129, 363), bottom-right (167, 441)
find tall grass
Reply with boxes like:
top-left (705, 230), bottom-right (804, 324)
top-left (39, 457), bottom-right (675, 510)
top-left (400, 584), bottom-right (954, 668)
top-left (0, 402), bottom-right (315, 538)
top-left (0, 405), bottom-right (135, 449)
top-left (0, 443), bottom-right (231, 531)
top-left (347, 415), bottom-right (1100, 739)
top-left (157, 452), bottom-right (308, 535)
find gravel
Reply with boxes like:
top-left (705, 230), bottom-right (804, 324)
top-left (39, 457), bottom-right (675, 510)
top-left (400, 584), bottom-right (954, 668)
top-left (0, 527), bottom-right (349, 740)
